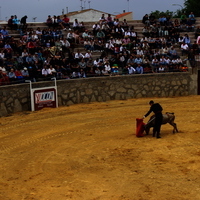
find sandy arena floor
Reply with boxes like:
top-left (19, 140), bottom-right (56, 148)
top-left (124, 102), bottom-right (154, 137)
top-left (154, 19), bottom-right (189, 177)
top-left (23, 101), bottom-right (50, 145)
top-left (0, 96), bottom-right (200, 200)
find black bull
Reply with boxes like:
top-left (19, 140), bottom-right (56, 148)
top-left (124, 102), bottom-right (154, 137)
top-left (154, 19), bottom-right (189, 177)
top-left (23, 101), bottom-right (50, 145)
top-left (144, 112), bottom-right (178, 135)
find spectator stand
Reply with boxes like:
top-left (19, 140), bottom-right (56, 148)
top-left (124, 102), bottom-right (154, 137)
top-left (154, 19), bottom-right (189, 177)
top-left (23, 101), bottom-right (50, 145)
top-left (1, 15), bottom-right (200, 86)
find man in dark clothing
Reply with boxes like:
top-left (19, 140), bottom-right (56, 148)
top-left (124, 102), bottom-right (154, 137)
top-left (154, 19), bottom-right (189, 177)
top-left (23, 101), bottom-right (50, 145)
top-left (20, 15), bottom-right (28, 30)
top-left (143, 100), bottom-right (163, 138)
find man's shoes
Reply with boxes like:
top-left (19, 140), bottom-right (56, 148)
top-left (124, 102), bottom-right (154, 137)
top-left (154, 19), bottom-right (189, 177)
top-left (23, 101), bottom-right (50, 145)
top-left (157, 136), bottom-right (161, 139)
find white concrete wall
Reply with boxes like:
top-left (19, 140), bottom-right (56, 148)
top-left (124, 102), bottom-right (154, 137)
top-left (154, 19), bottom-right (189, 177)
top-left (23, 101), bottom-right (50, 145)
top-left (69, 10), bottom-right (115, 23)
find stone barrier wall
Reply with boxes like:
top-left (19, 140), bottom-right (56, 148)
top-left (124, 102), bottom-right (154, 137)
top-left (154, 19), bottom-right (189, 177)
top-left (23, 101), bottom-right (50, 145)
top-left (0, 72), bottom-right (196, 117)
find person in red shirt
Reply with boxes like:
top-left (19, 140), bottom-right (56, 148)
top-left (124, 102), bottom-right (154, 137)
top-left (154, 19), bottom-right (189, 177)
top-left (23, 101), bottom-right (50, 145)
top-left (62, 15), bottom-right (70, 29)
top-left (0, 68), bottom-right (9, 85)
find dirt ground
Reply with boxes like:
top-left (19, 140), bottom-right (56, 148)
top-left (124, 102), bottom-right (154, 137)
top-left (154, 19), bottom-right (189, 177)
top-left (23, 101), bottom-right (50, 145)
top-left (0, 96), bottom-right (200, 200)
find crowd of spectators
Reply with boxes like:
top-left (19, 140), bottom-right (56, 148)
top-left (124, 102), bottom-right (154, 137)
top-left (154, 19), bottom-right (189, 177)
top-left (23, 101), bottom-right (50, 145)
top-left (0, 12), bottom-right (197, 86)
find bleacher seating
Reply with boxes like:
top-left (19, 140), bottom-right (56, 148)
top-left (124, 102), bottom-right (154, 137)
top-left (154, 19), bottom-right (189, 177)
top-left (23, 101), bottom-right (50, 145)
top-left (0, 15), bottom-right (199, 86)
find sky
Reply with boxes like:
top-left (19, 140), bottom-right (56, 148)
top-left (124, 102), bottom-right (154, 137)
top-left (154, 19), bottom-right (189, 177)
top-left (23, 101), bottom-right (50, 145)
top-left (0, 0), bottom-right (185, 22)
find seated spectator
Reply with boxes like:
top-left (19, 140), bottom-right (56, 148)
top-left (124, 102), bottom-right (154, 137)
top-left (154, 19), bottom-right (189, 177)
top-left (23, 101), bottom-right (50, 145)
top-left (126, 55), bottom-right (135, 67)
top-left (0, 66), bottom-right (6, 73)
top-left (15, 69), bottom-right (24, 80)
top-left (93, 58), bottom-right (101, 68)
top-left (101, 66), bottom-right (109, 76)
top-left (106, 14), bottom-right (113, 28)
top-left (46, 15), bottom-right (53, 28)
top-left (176, 57), bottom-right (183, 65)
top-left (51, 15), bottom-right (59, 28)
top-left (122, 35), bottom-right (131, 50)
top-left (143, 57), bottom-right (151, 73)
top-left (92, 23), bottom-right (101, 36)
top-left (26, 53), bottom-right (34, 65)
top-left (183, 34), bottom-right (191, 47)
top-left (159, 16), bottom-right (167, 26)
top-left (149, 13), bottom-right (156, 25)
top-left (79, 21), bottom-right (86, 32)
top-left (78, 68), bottom-right (86, 78)
top-left (96, 29), bottom-right (105, 41)
top-left (66, 29), bottom-right (75, 45)
top-left (99, 14), bottom-right (107, 26)
top-left (113, 18), bottom-right (120, 27)
top-left (168, 46), bottom-right (178, 59)
top-left (41, 65), bottom-right (51, 79)
top-left (1, 26), bottom-right (10, 40)
top-left (135, 64), bottom-right (143, 74)
top-left (0, 49), bottom-right (5, 60)
top-left (129, 30), bottom-right (137, 41)
top-left (82, 29), bottom-right (90, 39)
top-left (49, 65), bottom-right (57, 77)
top-left (158, 65), bottom-right (165, 73)
top-left (21, 67), bottom-right (29, 79)
top-left (147, 37), bottom-right (156, 49)
top-left (74, 49), bottom-right (84, 63)
top-left (104, 62), bottom-right (111, 74)
top-left (8, 68), bottom-right (17, 82)
top-left (4, 42), bottom-right (13, 58)
top-left (181, 42), bottom-right (189, 56)
top-left (121, 64), bottom-right (129, 75)
top-left (173, 19), bottom-right (180, 30)
top-left (142, 14), bottom-right (150, 25)
top-left (61, 38), bottom-right (70, 53)
top-left (151, 56), bottom-right (159, 72)
top-left (186, 19), bottom-right (195, 32)
top-left (0, 67), bottom-right (9, 85)
top-left (180, 13), bottom-right (187, 25)
top-left (178, 35), bottom-right (184, 46)
top-left (7, 16), bottom-right (14, 30)
top-left (56, 16), bottom-right (65, 29)
top-left (134, 55), bottom-right (143, 67)
top-left (159, 55), bottom-right (167, 66)
top-left (35, 27), bottom-right (42, 39)
top-left (142, 27), bottom-right (150, 37)
top-left (27, 40), bottom-right (36, 54)
top-left (121, 19), bottom-right (129, 30)
top-left (62, 15), bottom-right (70, 29)
top-left (13, 15), bottom-right (20, 30)
top-left (127, 64), bottom-right (136, 74)
top-left (78, 58), bottom-right (87, 72)
top-left (94, 66), bottom-right (101, 76)
top-left (188, 12), bottom-right (196, 24)
top-left (73, 19), bottom-right (81, 31)
top-left (84, 50), bottom-right (92, 62)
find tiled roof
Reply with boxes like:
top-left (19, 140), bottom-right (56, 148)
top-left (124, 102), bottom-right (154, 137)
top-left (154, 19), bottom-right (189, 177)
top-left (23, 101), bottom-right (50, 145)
top-left (66, 9), bottom-right (112, 17)
top-left (115, 12), bottom-right (132, 19)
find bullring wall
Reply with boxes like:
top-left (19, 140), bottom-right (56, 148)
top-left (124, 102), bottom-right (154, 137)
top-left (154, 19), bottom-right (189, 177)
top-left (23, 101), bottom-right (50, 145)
top-left (0, 72), bottom-right (197, 117)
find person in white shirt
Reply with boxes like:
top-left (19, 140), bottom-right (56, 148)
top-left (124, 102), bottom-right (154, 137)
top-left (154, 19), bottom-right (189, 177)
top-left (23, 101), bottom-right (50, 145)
top-left (42, 65), bottom-right (51, 77)
top-left (0, 50), bottom-right (5, 59)
top-left (104, 62), bottom-right (111, 74)
top-left (176, 57), bottom-right (183, 64)
top-left (74, 49), bottom-right (84, 63)
top-left (49, 65), bottom-right (57, 77)
top-left (92, 23), bottom-right (101, 36)
top-left (60, 38), bottom-right (70, 54)
top-left (158, 65), bottom-right (165, 72)
top-left (84, 51), bottom-right (92, 62)
top-left (127, 64), bottom-right (136, 74)
top-left (181, 42), bottom-right (189, 56)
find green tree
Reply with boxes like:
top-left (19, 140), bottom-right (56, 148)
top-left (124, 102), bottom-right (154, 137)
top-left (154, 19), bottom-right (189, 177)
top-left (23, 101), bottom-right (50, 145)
top-left (184, 0), bottom-right (200, 16)
top-left (150, 10), bottom-right (173, 19)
